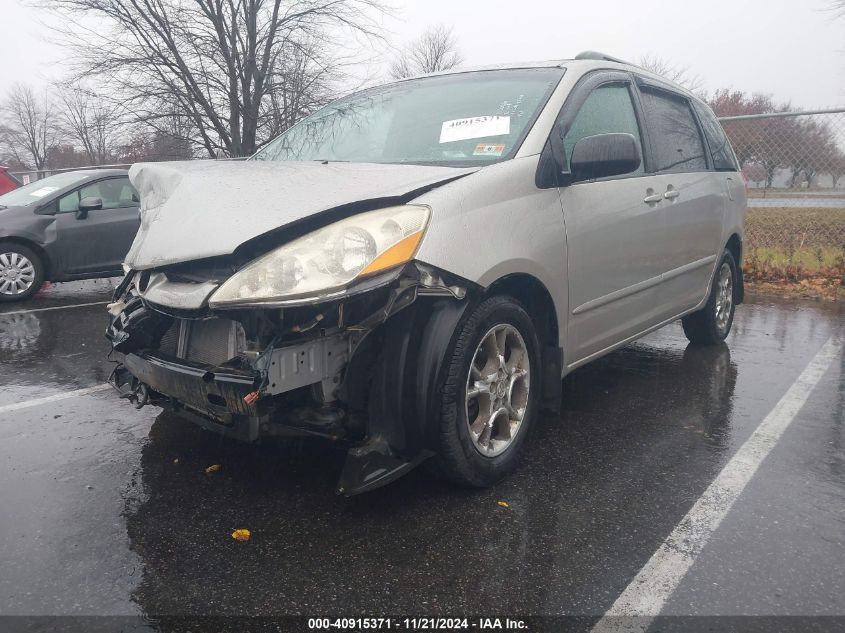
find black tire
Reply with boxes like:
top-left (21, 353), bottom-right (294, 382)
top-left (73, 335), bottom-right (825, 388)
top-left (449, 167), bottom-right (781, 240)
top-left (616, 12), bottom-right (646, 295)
top-left (435, 295), bottom-right (541, 487)
top-left (682, 249), bottom-right (738, 345)
top-left (0, 243), bottom-right (45, 303)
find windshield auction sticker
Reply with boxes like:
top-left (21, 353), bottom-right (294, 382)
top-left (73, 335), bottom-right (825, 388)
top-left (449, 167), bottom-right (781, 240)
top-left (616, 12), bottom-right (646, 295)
top-left (440, 116), bottom-right (510, 143)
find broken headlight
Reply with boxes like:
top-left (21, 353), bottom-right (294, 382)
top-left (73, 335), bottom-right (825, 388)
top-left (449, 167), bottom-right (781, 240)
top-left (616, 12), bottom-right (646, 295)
top-left (209, 205), bottom-right (430, 306)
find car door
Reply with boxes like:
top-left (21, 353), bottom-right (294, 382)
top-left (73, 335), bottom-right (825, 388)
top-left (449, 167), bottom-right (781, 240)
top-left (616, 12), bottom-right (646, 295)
top-left (635, 81), bottom-right (725, 315)
top-left (53, 176), bottom-right (140, 276)
top-left (555, 73), bottom-right (669, 364)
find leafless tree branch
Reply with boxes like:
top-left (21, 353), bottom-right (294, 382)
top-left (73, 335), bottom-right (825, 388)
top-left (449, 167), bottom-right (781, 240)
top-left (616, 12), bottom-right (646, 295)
top-left (638, 54), bottom-right (704, 94)
top-left (39, 0), bottom-right (388, 157)
top-left (389, 24), bottom-right (463, 80)
top-left (0, 84), bottom-right (63, 170)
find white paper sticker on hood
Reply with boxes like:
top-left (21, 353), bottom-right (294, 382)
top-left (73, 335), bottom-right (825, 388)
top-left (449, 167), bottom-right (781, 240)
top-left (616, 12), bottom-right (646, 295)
top-left (439, 116), bottom-right (510, 144)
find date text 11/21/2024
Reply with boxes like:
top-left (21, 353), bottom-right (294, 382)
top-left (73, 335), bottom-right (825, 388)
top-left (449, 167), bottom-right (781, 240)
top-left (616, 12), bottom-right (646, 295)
top-left (307, 617), bottom-right (528, 630)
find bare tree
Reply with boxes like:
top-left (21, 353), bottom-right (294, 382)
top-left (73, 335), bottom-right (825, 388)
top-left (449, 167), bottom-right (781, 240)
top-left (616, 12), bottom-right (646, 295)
top-left (638, 55), bottom-right (703, 94)
top-left (266, 37), bottom-right (344, 137)
top-left (41, 0), bottom-right (386, 157)
top-left (118, 115), bottom-right (196, 163)
top-left (0, 84), bottom-right (62, 170)
top-left (59, 84), bottom-right (123, 165)
top-left (707, 90), bottom-right (796, 188)
top-left (389, 24), bottom-right (463, 80)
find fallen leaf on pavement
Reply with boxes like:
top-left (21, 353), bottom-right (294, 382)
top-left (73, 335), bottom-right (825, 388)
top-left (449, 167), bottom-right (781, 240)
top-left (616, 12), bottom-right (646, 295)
top-left (205, 464), bottom-right (221, 474)
top-left (232, 529), bottom-right (251, 541)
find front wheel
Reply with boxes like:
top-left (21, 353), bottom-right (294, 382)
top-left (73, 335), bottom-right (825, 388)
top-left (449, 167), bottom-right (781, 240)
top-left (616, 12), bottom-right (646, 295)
top-left (0, 244), bottom-right (45, 303)
top-left (435, 295), bottom-right (541, 487)
top-left (682, 249), bottom-right (738, 345)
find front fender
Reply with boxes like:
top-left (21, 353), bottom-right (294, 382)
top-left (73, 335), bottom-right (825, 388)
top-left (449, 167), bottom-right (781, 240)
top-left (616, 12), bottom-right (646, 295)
top-left (336, 295), bottom-right (473, 495)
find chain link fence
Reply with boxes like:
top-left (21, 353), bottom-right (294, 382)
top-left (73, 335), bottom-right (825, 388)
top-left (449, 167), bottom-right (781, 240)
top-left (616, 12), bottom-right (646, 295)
top-left (719, 108), bottom-right (845, 282)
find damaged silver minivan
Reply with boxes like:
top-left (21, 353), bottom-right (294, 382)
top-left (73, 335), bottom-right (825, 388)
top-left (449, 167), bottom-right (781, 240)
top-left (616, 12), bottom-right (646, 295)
top-left (107, 52), bottom-right (746, 495)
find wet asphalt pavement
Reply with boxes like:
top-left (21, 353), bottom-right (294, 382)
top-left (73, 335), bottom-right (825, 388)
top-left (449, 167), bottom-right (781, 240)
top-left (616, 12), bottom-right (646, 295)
top-left (0, 280), bottom-right (843, 629)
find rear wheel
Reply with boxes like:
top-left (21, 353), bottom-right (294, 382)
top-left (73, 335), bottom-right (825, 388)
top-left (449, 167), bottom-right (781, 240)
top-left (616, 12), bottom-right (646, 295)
top-left (682, 249), bottom-right (737, 345)
top-left (435, 295), bottom-right (540, 487)
top-left (0, 244), bottom-right (44, 303)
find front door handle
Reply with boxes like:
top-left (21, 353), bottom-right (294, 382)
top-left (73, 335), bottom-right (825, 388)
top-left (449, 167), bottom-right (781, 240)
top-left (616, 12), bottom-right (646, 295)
top-left (644, 189), bottom-right (662, 204)
top-left (664, 186), bottom-right (680, 200)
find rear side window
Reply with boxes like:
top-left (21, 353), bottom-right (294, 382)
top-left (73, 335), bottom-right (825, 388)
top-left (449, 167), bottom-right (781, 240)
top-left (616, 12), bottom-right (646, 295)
top-left (693, 102), bottom-right (738, 171)
top-left (563, 83), bottom-right (644, 175)
top-left (639, 88), bottom-right (707, 172)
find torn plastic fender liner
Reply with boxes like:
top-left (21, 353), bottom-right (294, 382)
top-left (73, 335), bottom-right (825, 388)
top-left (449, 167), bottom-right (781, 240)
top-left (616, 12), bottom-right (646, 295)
top-left (336, 295), bottom-right (473, 496)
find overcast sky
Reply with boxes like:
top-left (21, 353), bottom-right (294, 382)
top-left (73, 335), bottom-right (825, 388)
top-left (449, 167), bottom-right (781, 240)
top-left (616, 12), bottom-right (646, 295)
top-left (2, 0), bottom-right (843, 108)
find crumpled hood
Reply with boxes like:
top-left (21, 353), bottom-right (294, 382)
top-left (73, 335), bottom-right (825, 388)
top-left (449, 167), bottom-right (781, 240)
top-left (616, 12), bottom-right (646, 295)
top-left (125, 160), bottom-right (476, 269)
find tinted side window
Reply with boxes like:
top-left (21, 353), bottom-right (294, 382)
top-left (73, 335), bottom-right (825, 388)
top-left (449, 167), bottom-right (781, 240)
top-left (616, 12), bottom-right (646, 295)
top-left (563, 83), bottom-right (644, 176)
top-left (640, 88), bottom-right (707, 172)
top-left (693, 102), bottom-right (738, 171)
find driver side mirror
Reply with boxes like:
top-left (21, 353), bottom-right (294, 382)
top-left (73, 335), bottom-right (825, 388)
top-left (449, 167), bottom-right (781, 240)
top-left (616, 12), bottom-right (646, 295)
top-left (568, 133), bottom-right (642, 182)
top-left (76, 196), bottom-right (103, 220)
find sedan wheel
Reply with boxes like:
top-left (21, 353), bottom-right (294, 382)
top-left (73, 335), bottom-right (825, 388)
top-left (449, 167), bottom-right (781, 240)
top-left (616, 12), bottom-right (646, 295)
top-left (0, 246), bottom-right (44, 302)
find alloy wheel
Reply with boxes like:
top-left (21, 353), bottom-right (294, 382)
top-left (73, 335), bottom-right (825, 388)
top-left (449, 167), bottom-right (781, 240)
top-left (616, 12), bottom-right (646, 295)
top-left (714, 262), bottom-right (733, 333)
top-left (465, 323), bottom-right (531, 457)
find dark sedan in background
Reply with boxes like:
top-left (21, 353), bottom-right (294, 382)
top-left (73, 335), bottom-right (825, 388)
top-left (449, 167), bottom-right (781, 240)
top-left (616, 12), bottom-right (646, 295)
top-left (0, 169), bottom-right (140, 302)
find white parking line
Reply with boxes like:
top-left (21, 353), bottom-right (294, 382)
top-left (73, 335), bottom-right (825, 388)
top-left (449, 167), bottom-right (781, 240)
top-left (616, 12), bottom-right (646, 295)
top-left (0, 301), bottom-right (109, 316)
top-left (592, 335), bottom-right (842, 633)
top-left (0, 383), bottom-right (112, 415)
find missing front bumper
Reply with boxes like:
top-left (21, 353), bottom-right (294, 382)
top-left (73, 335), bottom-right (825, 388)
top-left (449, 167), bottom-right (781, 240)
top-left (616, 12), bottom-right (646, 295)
top-left (106, 262), bottom-right (475, 495)
top-left (114, 350), bottom-right (259, 418)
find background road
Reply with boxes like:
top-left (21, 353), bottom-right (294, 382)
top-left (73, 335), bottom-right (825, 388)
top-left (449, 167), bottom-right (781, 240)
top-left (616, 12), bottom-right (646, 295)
top-left (0, 281), bottom-right (842, 629)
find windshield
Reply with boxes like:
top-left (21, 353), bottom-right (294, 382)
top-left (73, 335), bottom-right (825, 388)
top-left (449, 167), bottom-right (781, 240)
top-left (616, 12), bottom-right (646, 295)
top-left (0, 172), bottom-right (94, 208)
top-left (253, 68), bottom-right (564, 167)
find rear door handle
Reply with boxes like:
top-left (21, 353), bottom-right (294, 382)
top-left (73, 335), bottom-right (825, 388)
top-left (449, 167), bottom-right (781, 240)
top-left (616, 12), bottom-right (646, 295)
top-left (664, 189), bottom-right (680, 200)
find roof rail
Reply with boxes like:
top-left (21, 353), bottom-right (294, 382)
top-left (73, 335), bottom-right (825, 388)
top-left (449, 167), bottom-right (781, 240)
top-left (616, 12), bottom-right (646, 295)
top-left (574, 51), bottom-right (634, 65)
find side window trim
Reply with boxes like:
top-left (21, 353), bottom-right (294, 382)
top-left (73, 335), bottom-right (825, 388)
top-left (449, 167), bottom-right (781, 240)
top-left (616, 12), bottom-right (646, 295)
top-left (626, 79), bottom-right (654, 174)
top-left (687, 100), bottom-right (716, 171)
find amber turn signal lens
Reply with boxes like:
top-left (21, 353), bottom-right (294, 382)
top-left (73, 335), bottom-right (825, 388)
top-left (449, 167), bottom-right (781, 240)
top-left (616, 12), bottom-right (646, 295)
top-left (359, 231), bottom-right (424, 277)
